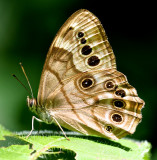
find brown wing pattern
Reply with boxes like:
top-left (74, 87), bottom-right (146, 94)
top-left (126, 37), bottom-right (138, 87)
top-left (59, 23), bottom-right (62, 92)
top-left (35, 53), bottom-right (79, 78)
top-left (48, 69), bottom-right (144, 139)
top-left (36, 9), bottom-right (144, 140)
top-left (37, 9), bottom-right (116, 105)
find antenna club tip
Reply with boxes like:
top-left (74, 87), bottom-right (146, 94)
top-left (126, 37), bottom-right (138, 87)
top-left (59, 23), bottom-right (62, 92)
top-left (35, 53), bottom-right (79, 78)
top-left (19, 62), bottom-right (22, 66)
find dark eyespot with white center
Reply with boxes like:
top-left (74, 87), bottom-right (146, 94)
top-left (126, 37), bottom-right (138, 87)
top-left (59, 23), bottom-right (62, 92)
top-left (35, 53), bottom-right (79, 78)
top-left (113, 100), bottom-right (125, 108)
top-left (87, 56), bottom-right (100, 66)
top-left (104, 80), bottom-right (116, 90)
top-left (81, 45), bottom-right (92, 55)
top-left (115, 89), bottom-right (126, 97)
top-left (105, 125), bottom-right (113, 132)
top-left (80, 38), bottom-right (87, 44)
top-left (81, 78), bottom-right (94, 89)
top-left (112, 113), bottom-right (123, 123)
top-left (77, 32), bottom-right (84, 38)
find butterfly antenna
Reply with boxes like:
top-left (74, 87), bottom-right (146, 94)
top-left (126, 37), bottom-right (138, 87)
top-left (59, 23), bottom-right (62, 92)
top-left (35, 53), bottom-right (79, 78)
top-left (19, 62), bottom-right (34, 98)
top-left (12, 74), bottom-right (32, 96)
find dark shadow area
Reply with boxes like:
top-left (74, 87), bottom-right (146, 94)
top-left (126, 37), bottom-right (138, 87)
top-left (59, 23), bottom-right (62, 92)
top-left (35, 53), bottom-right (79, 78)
top-left (74, 135), bottom-right (131, 152)
top-left (0, 136), bottom-right (33, 149)
top-left (49, 132), bottom-right (131, 151)
top-left (18, 130), bottom-right (131, 152)
top-left (36, 147), bottom-right (76, 160)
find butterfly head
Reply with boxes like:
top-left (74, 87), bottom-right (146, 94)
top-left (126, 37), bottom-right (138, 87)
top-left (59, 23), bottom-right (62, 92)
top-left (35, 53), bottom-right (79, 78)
top-left (27, 96), bottom-right (37, 113)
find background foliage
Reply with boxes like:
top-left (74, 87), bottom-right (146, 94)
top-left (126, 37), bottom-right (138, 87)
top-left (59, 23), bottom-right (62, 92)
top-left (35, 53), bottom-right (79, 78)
top-left (0, 0), bottom-right (156, 159)
top-left (0, 125), bottom-right (151, 160)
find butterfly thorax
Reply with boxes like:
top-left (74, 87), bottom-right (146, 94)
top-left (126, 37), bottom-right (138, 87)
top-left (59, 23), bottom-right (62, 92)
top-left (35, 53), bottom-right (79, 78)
top-left (27, 96), bottom-right (54, 124)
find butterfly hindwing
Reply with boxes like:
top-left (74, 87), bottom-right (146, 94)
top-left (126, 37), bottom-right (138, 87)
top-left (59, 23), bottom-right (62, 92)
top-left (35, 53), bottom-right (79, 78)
top-left (46, 69), bottom-right (143, 139)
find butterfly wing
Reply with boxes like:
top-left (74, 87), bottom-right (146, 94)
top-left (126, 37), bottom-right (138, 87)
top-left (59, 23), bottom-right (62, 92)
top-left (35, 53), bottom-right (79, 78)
top-left (37, 9), bottom-right (116, 105)
top-left (37, 9), bottom-right (144, 140)
top-left (47, 69), bottom-right (144, 139)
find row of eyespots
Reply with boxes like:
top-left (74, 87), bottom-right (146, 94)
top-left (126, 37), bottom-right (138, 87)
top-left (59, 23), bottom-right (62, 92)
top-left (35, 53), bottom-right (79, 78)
top-left (104, 80), bottom-right (125, 132)
top-left (105, 80), bottom-right (126, 98)
top-left (105, 113), bottom-right (123, 133)
top-left (81, 80), bottom-right (126, 109)
top-left (106, 79), bottom-right (124, 130)
top-left (80, 79), bottom-right (124, 133)
top-left (105, 80), bottom-right (126, 111)
top-left (80, 77), bottom-right (125, 133)
top-left (77, 31), bottom-right (100, 67)
top-left (105, 112), bottom-right (123, 133)
top-left (81, 77), bottom-right (126, 98)
top-left (77, 32), bottom-right (87, 44)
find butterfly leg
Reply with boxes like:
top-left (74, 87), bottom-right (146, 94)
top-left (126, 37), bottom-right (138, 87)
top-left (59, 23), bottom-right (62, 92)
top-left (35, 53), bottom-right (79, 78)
top-left (53, 117), bottom-right (70, 141)
top-left (26, 116), bottom-right (43, 138)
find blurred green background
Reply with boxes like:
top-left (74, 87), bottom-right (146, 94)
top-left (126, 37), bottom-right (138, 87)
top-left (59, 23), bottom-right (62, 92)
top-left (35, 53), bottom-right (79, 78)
top-left (0, 0), bottom-right (156, 159)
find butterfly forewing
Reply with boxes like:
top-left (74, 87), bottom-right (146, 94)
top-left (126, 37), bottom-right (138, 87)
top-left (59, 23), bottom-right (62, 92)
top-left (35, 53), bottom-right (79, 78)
top-left (38, 9), bottom-right (116, 105)
top-left (35, 9), bottom-right (144, 140)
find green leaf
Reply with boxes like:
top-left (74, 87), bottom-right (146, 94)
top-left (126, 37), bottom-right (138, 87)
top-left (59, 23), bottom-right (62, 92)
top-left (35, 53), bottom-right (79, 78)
top-left (0, 125), bottom-right (151, 160)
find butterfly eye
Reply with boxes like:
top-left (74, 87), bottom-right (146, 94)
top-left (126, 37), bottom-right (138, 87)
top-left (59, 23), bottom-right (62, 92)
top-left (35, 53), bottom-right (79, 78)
top-left (105, 80), bottom-right (116, 90)
top-left (81, 45), bottom-right (92, 55)
top-left (81, 78), bottom-right (94, 89)
top-left (77, 31), bottom-right (84, 38)
top-left (113, 100), bottom-right (125, 108)
top-left (111, 113), bottom-right (123, 123)
top-left (27, 97), bottom-right (37, 108)
top-left (30, 101), bottom-right (34, 107)
top-left (105, 125), bottom-right (113, 132)
top-left (87, 56), bottom-right (100, 66)
top-left (115, 89), bottom-right (126, 97)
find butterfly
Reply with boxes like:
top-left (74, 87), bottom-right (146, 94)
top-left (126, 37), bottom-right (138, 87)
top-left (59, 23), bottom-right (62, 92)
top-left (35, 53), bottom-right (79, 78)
top-left (24, 9), bottom-right (144, 140)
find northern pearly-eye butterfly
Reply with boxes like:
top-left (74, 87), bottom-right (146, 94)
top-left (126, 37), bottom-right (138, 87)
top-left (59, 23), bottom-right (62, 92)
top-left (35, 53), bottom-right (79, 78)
top-left (22, 9), bottom-right (145, 140)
